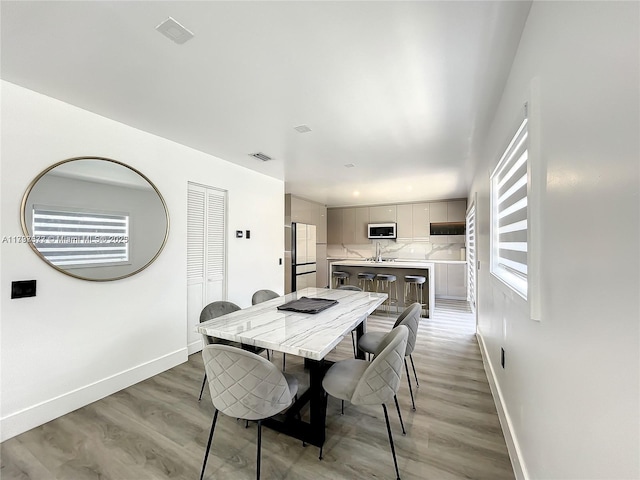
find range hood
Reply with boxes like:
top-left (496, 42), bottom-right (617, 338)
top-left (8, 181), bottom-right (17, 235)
top-left (430, 222), bottom-right (466, 235)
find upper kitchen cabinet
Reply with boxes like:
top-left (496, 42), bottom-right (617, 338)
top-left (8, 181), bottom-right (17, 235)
top-left (287, 195), bottom-right (327, 243)
top-left (354, 207), bottom-right (370, 243)
top-left (314, 204), bottom-right (327, 243)
top-left (342, 208), bottom-right (357, 244)
top-left (327, 208), bottom-right (343, 245)
top-left (327, 207), bottom-right (369, 245)
top-left (369, 205), bottom-right (396, 223)
top-left (412, 203), bottom-right (430, 240)
top-left (396, 204), bottom-right (413, 241)
top-left (429, 202), bottom-right (448, 223)
top-left (447, 200), bottom-right (467, 222)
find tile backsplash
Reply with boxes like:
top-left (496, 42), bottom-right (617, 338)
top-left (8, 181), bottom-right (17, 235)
top-left (327, 240), bottom-right (466, 261)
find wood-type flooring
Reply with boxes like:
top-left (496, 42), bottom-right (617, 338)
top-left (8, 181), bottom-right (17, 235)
top-left (1, 300), bottom-right (514, 480)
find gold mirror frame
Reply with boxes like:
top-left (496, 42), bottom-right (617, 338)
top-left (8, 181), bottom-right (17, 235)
top-left (20, 156), bottom-right (170, 281)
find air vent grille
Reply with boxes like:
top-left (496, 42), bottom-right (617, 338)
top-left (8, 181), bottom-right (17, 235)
top-left (250, 152), bottom-right (273, 162)
top-left (156, 17), bottom-right (194, 44)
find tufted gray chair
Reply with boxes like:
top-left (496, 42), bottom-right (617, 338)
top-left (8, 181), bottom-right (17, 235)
top-left (358, 302), bottom-right (421, 410)
top-left (251, 289), bottom-right (282, 369)
top-left (251, 289), bottom-right (279, 305)
top-left (199, 344), bottom-right (299, 480)
top-left (337, 285), bottom-right (364, 357)
top-left (322, 325), bottom-right (408, 480)
top-left (198, 301), bottom-right (269, 401)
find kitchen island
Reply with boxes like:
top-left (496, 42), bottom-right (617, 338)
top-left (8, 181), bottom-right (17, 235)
top-left (330, 260), bottom-right (435, 317)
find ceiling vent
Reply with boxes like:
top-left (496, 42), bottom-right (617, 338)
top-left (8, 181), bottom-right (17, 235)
top-left (156, 17), bottom-right (194, 44)
top-left (294, 125), bottom-right (312, 133)
top-left (250, 152), bottom-right (273, 162)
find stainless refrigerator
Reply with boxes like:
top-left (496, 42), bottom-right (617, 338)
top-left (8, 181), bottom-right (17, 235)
top-left (291, 222), bottom-right (317, 291)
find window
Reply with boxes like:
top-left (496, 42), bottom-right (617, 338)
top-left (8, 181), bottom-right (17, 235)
top-left (466, 202), bottom-right (476, 311)
top-left (490, 114), bottom-right (529, 298)
top-left (32, 207), bottom-right (129, 267)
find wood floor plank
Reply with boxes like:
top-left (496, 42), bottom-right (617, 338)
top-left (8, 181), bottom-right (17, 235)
top-left (1, 300), bottom-right (514, 480)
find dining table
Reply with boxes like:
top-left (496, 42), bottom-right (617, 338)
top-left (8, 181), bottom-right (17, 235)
top-left (195, 287), bottom-right (387, 450)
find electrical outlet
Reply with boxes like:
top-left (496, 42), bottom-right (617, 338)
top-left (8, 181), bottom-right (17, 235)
top-left (501, 347), bottom-right (505, 368)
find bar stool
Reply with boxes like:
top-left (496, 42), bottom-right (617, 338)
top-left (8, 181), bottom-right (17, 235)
top-left (404, 275), bottom-right (426, 317)
top-left (357, 272), bottom-right (376, 292)
top-left (332, 271), bottom-right (350, 289)
top-left (375, 273), bottom-right (398, 314)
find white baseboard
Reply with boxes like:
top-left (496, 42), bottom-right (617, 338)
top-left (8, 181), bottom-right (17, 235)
top-left (188, 339), bottom-right (203, 355)
top-left (476, 333), bottom-right (528, 480)
top-left (0, 348), bottom-right (188, 442)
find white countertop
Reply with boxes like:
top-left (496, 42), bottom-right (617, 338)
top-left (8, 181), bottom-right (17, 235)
top-left (328, 257), bottom-right (465, 265)
top-left (331, 259), bottom-right (433, 268)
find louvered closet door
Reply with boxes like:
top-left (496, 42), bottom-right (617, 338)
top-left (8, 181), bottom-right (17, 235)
top-left (187, 183), bottom-right (227, 354)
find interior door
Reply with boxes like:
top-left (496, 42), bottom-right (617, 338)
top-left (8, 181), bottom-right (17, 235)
top-left (187, 183), bottom-right (227, 354)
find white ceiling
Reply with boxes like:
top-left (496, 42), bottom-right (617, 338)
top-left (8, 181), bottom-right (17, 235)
top-left (1, 1), bottom-right (531, 207)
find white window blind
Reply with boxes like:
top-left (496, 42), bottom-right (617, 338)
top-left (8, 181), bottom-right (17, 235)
top-left (32, 207), bottom-right (129, 267)
top-left (490, 115), bottom-right (529, 298)
top-left (466, 203), bottom-right (476, 311)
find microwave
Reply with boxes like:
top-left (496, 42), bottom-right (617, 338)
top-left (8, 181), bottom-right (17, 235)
top-left (368, 223), bottom-right (397, 239)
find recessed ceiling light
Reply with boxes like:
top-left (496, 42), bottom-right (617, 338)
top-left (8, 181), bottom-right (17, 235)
top-left (156, 17), bottom-right (194, 44)
top-left (294, 125), bottom-right (312, 133)
top-left (353, 191), bottom-right (360, 197)
top-left (344, 163), bottom-right (355, 168)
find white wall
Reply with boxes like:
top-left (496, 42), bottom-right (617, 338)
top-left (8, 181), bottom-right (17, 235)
top-left (0, 81), bottom-right (284, 441)
top-left (470, 2), bottom-right (639, 479)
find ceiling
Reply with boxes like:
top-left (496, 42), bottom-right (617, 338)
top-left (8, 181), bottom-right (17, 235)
top-left (1, 1), bottom-right (531, 207)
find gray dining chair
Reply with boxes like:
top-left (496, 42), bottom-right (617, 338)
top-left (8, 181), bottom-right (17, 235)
top-left (251, 289), bottom-right (282, 369)
top-left (251, 289), bottom-right (279, 305)
top-left (199, 344), bottom-right (299, 480)
top-left (198, 301), bottom-right (269, 401)
top-left (337, 285), bottom-right (364, 357)
top-left (322, 325), bottom-right (409, 480)
top-left (358, 302), bottom-right (421, 410)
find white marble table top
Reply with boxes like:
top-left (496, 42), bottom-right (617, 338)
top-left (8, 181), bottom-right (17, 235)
top-left (196, 287), bottom-right (387, 361)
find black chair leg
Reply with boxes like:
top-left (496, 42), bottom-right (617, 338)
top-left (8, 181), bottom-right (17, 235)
top-left (393, 395), bottom-right (406, 435)
top-left (409, 354), bottom-right (419, 388)
top-left (404, 359), bottom-right (416, 411)
top-left (351, 331), bottom-right (357, 358)
top-left (382, 404), bottom-right (402, 480)
top-left (282, 354), bottom-right (286, 372)
top-left (266, 350), bottom-right (270, 361)
top-left (198, 374), bottom-right (207, 401)
top-left (256, 420), bottom-right (262, 480)
top-left (200, 409), bottom-right (218, 480)
top-left (341, 399), bottom-right (344, 415)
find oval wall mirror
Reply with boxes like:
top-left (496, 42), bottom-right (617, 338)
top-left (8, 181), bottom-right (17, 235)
top-left (20, 156), bottom-right (169, 281)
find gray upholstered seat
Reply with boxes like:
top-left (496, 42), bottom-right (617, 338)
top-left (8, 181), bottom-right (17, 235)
top-left (199, 344), bottom-right (298, 480)
top-left (198, 300), bottom-right (269, 401)
top-left (337, 285), bottom-right (364, 356)
top-left (251, 289), bottom-right (279, 305)
top-left (251, 289), bottom-right (282, 369)
top-left (358, 302), bottom-right (421, 410)
top-left (322, 325), bottom-right (409, 480)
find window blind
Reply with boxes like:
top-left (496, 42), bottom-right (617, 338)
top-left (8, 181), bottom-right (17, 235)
top-left (32, 207), bottom-right (129, 267)
top-left (466, 203), bottom-right (476, 311)
top-left (490, 117), bottom-right (529, 298)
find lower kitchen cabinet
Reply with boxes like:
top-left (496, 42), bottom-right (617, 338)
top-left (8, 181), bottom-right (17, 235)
top-left (435, 263), bottom-right (467, 299)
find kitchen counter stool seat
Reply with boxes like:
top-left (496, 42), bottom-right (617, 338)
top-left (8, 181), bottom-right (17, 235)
top-left (357, 272), bottom-right (376, 292)
top-left (332, 271), bottom-right (350, 288)
top-left (403, 275), bottom-right (427, 317)
top-left (375, 273), bottom-right (398, 314)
